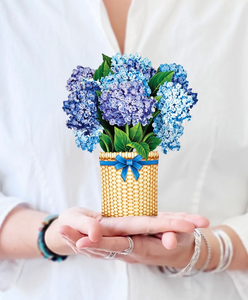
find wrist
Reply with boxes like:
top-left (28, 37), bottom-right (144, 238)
top-left (44, 218), bottom-right (74, 256)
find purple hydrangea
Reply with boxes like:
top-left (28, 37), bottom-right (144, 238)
top-left (66, 66), bottom-right (95, 92)
top-left (74, 129), bottom-right (102, 153)
top-left (99, 80), bottom-right (156, 127)
top-left (63, 79), bottom-right (101, 134)
top-left (153, 82), bottom-right (197, 154)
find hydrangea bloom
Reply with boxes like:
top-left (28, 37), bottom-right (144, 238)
top-left (101, 53), bottom-right (155, 96)
top-left (111, 53), bottom-right (156, 81)
top-left (153, 82), bottom-right (197, 154)
top-left (99, 80), bottom-right (156, 127)
top-left (153, 116), bottom-right (184, 153)
top-left (159, 63), bottom-right (188, 90)
top-left (66, 66), bottom-right (95, 92)
top-left (63, 77), bottom-right (101, 135)
top-left (159, 63), bottom-right (198, 108)
top-left (74, 129), bottom-right (102, 153)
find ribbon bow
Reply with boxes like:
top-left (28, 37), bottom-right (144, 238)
top-left (114, 154), bottom-right (143, 182)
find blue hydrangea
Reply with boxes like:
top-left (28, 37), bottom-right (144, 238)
top-left (159, 63), bottom-right (188, 90)
top-left (111, 53), bottom-right (156, 81)
top-left (63, 79), bottom-right (101, 134)
top-left (101, 53), bottom-right (155, 96)
top-left (153, 82), bottom-right (197, 154)
top-left (153, 116), bottom-right (184, 154)
top-left (66, 66), bottom-right (95, 92)
top-left (74, 129), bottom-right (102, 153)
top-left (99, 80), bottom-right (156, 127)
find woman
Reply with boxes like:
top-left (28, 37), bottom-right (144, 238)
top-left (0, 0), bottom-right (247, 299)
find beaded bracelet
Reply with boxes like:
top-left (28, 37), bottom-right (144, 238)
top-left (38, 214), bottom-right (67, 262)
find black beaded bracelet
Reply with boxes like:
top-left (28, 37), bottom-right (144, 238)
top-left (38, 215), bottom-right (67, 262)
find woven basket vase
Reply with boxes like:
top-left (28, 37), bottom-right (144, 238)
top-left (99, 151), bottom-right (159, 217)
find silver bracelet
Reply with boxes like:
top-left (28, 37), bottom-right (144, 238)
top-left (209, 229), bottom-right (233, 273)
top-left (184, 229), bottom-right (212, 276)
top-left (165, 229), bottom-right (202, 277)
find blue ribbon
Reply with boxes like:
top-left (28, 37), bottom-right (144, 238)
top-left (100, 154), bottom-right (158, 182)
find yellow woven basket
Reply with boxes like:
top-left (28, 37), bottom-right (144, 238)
top-left (99, 151), bottom-right (159, 217)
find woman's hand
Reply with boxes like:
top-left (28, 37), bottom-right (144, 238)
top-left (74, 232), bottom-right (196, 268)
top-left (45, 207), bottom-right (103, 256)
top-left (57, 210), bottom-right (209, 261)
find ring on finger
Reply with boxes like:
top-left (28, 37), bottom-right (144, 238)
top-left (104, 251), bottom-right (117, 259)
top-left (120, 236), bottom-right (134, 255)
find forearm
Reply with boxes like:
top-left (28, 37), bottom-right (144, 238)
top-left (0, 207), bottom-right (72, 259)
top-left (195, 225), bottom-right (248, 271)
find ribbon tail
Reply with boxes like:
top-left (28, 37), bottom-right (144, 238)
top-left (121, 166), bottom-right (129, 182)
top-left (132, 161), bottom-right (142, 170)
top-left (131, 166), bottom-right (140, 181)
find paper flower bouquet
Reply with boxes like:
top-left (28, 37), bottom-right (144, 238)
top-left (63, 53), bottom-right (198, 217)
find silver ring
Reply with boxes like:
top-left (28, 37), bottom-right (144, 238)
top-left (104, 252), bottom-right (117, 259)
top-left (120, 236), bottom-right (134, 255)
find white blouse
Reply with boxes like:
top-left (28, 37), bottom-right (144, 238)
top-left (0, 0), bottom-right (248, 299)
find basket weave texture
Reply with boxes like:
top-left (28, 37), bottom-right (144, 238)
top-left (100, 151), bottom-right (159, 217)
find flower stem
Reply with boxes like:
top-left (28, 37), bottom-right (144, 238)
top-left (125, 124), bottom-right (129, 138)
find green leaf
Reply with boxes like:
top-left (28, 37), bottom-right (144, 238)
top-left (155, 95), bottom-right (162, 102)
top-left (145, 135), bottom-right (161, 151)
top-left (148, 71), bottom-right (174, 96)
top-left (143, 132), bottom-right (155, 143)
top-left (99, 139), bottom-right (107, 152)
top-left (142, 110), bottom-right (161, 137)
top-left (127, 142), bottom-right (150, 161)
top-left (99, 133), bottom-right (113, 152)
top-left (114, 127), bottom-right (131, 152)
top-left (102, 54), bottom-right (112, 67)
top-left (129, 122), bottom-right (143, 143)
top-left (93, 61), bottom-right (112, 81)
top-left (96, 91), bottom-right (102, 98)
top-left (97, 109), bottom-right (114, 144)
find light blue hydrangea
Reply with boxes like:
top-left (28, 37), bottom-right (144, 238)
top-left (153, 81), bottom-right (197, 154)
top-left (159, 63), bottom-right (188, 90)
top-left (74, 129), bottom-right (102, 153)
top-left (153, 116), bottom-right (184, 154)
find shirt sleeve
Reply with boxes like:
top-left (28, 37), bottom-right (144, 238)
top-left (0, 192), bottom-right (30, 291)
top-left (222, 212), bottom-right (248, 300)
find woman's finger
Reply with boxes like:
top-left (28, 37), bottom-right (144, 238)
top-left (161, 232), bottom-right (178, 250)
top-left (101, 216), bottom-right (195, 236)
top-left (163, 213), bottom-right (209, 228)
top-left (76, 236), bottom-right (131, 253)
top-left (59, 208), bottom-right (103, 242)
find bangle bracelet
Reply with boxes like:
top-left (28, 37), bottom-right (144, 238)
top-left (165, 228), bottom-right (202, 277)
top-left (198, 230), bottom-right (211, 272)
top-left (184, 229), bottom-right (211, 276)
top-left (38, 214), bottom-right (68, 262)
top-left (209, 229), bottom-right (233, 273)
